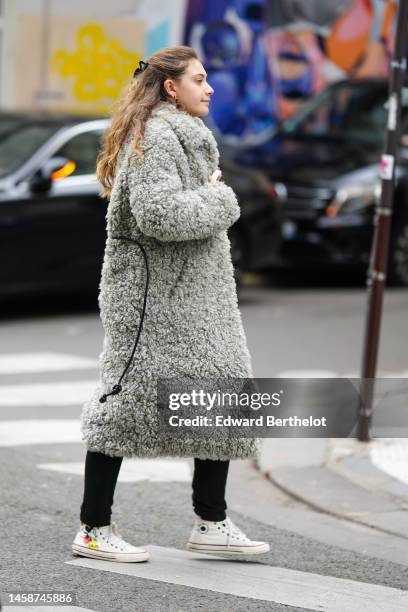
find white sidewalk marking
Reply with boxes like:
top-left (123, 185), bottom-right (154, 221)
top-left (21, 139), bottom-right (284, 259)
top-left (0, 364), bottom-right (407, 408)
top-left (370, 439), bottom-right (408, 486)
top-left (37, 459), bottom-right (191, 482)
top-left (276, 370), bottom-right (408, 379)
top-left (0, 419), bottom-right (81, 446)
top-left (0, 381), bottom-right (96, 406)
top-left (67, 545), bottom-right (408, 611)
top-left (275, 369), bottom-right (338, 378)
top-left (0, 352), bottom-right (98, 374)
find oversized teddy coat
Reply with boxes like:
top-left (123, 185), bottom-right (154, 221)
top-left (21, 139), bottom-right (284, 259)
top-left (80, 99), bottom-right (261, 460)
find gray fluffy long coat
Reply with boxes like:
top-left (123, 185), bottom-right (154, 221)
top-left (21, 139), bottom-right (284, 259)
top-left (80, 99), bottom-right (261, 460)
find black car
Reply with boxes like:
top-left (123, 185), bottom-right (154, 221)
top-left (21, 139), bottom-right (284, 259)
top-left (0, 113), bottom-right (109, 299)
top-left (0, 110), bottom-right (255, 301)
top-left (2, 80), bottom-right (407, 302)
top-left (0, 111), bottom-right (249, 300)
top-left (221, 78), bottom-right (408, 285)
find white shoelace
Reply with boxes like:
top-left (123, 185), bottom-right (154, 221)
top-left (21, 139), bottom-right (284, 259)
top-left (83, 521), bottom-right (125, 549)
top-left (217, 517), bottom-right (249, 546)
top-left (195, 516), bottom-right (249, 544)
top-left (104, 521), bottom-right (126, 548)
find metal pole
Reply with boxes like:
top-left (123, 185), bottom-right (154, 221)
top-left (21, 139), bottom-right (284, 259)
top-left (358, 0), bottom-right (408, 441)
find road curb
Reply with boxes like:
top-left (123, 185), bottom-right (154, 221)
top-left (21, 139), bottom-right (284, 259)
top-left (256, 438), bottom-right (408, 541)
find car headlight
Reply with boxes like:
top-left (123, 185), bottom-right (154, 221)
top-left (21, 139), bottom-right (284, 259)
top-left (327, 181), bottom-right (381, 216)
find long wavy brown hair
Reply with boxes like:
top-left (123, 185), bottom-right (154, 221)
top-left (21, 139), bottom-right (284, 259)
top-left (96, 45), bottom-right (198, 198)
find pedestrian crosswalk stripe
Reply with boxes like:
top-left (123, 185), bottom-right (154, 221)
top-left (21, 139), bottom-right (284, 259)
top-left (67, 545), bottom-right (408, 611)
top-left (276, 370), bottom-right (408, 378)
top-left (275, 369), bottom-right (338, 378)
top-left (0, 422), bottom-right (191, 487)
top-left (0, 352), bottom-right (97, 374)
top-left (0, 381), bottom-right (96, 406)
top-left (2, 372), bottom-right (407, 408)
top-left (37, 459), bottom-right (191, 482)
top-left (0, 419), bottom-right (81, 446)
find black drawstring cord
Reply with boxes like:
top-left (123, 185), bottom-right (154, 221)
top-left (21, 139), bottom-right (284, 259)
top-left (99, 235), bottom-right (149, 403)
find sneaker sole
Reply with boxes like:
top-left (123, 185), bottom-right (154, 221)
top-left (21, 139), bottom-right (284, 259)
top-left (186, 542), bottom-right (270, 555)
top-left (72, 543), bottom-right (149, 562)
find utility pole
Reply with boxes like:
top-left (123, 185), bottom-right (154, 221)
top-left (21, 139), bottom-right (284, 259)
top-left (358, 0), bottom-right (408, 441)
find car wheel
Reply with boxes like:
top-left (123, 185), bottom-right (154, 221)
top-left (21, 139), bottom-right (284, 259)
top-left (388, 217), bottom-right (408, 286)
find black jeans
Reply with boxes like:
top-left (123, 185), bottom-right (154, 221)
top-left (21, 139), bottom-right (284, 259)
top-left (80, 450), bottom-right (230, 527)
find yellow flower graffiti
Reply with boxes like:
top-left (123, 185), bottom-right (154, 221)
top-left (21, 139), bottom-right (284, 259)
top-left (51, 23), bottom-right (140, 106)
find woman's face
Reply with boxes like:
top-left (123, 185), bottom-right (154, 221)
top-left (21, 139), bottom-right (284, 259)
top-left (164, 58), bottom-right (214, 117)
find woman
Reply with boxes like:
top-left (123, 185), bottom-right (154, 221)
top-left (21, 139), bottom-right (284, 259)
top-left (72, 46), bottom-right (269, 562)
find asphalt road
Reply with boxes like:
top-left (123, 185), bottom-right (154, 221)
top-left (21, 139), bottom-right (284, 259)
top-left (1, 280), bottom-right (407, 611)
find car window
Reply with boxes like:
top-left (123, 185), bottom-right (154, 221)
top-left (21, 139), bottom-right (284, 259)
top-left (54, 130), bottom-right (104, 176)
top-left (282, 83), bottom-right (388, 147)
top-left (0, 124), bottom-right (60, 177)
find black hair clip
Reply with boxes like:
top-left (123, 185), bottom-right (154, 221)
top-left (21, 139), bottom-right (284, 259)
top-left (133, 60), bottom-right (149, 78)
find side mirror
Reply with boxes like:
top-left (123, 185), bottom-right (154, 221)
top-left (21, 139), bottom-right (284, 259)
top-left (29, 156), bottom-right (76, 194)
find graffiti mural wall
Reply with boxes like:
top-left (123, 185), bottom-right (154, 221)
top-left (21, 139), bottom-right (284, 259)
top-left (183, 0), bottom-right (404, 139)
top-left (9, 0), bottom-right (405, 128)
top-left (13, 0), bottom-right (187, 115)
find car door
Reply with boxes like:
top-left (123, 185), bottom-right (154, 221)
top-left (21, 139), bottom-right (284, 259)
top-left (42, 128), bottom-right (108, 293)
top-left (1, 126), bottom-right (108, 296)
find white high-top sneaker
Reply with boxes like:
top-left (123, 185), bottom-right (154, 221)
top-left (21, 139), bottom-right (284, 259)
top-left (186, 515), bottom-right (270, 555)
top-left (72, 521), bottom-right (149, 562)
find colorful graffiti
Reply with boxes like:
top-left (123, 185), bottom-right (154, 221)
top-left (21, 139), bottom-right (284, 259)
top-left (51, 23), bottom-right (140, 110)
top-left (15, 2), bottom-right (403, 121)
top-left (16, 15), bottom-right (144, 114)
top-left (183, 0), bottom-right (402, 139)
